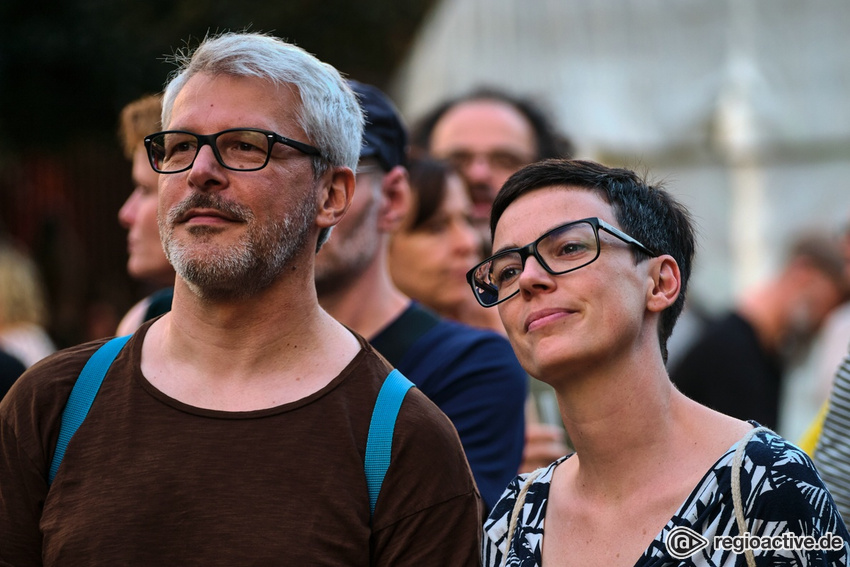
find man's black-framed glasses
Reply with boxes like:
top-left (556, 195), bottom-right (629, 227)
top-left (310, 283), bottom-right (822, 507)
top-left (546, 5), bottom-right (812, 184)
top-left (466, 217), bottom-right (658, 308)
top-left (144, 128), bottom-right (322, 174)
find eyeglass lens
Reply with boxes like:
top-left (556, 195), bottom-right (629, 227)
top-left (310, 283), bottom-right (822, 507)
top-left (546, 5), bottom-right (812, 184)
top-left (446, 150), bottom-right (532, 174)
top-left (472, 220), bottom-right (600, 306)
top-left (149, 130), bottom-right (272, 172)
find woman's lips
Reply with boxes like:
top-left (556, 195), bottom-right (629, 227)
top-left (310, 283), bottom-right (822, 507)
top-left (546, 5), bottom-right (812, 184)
top-left (525, 308), bottom-right (574, 332)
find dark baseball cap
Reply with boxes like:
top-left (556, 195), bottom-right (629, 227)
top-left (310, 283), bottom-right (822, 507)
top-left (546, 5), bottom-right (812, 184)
top-left (348, 80), bottom-right (408, 171)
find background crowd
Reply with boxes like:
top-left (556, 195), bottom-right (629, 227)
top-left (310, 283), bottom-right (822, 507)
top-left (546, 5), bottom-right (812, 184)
top-left (3, 3), bottom-right (850, 441)
top-left (0, 7), bottom-right (849, 564)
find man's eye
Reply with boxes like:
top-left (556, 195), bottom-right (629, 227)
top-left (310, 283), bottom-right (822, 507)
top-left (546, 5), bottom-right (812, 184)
top-left (420, 218), bottom-right (449, 234)
top-left (234, 141), bottom-right (264, 153)
top-left (490, 153), bottom-right (526, 170)
top-left (170, 141), bottom-right (196, 154)
top-left (447, 153), bottom-right (473, 168)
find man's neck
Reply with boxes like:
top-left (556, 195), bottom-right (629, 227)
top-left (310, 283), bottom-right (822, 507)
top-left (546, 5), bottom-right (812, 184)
top-left (139, 273), bottom-right (362, 411)
top-left (318, 259), bottom-right (410, 340)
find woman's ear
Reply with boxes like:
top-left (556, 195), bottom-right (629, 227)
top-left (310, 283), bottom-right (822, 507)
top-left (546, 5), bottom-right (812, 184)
top-left (315, 167), bottom-right (356, 229)
top-left (647, 255), bottom-right (681, 313)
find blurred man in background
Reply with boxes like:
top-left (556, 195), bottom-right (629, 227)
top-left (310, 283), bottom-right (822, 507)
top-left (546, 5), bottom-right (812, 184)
top-left (671, 231), bottom-right (847, 430)
top-left (412, 87), bottom-right (574, 236)
top-left (413, 88), bottom-right (576, 468)
top-left (316, 80), bottom-right (527, 512)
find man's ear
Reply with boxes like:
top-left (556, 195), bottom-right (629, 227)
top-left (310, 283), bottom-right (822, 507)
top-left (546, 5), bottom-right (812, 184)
top-left (647, 255), bottom-right (681, 313)
top-left (377, 165), bottom-right (412, 233)
top-left (315, 166), bottom-right (356, 230)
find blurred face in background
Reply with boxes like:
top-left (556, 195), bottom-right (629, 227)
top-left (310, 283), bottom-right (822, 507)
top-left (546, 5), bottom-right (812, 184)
top-left (118, 145), bottom-right (174, 287)
top-left (429, 99), bottom-right (537, 225)
top-left (315, 163), bottom-right (383, 295)
top-left (389, 169), bottom-right (481, 315)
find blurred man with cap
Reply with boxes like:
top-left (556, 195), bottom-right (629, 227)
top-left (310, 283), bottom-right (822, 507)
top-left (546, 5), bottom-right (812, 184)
top-left (317, 80), bottom-right (528, 512)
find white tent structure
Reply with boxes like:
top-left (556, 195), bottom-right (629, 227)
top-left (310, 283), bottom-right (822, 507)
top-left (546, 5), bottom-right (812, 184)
top-left (392, 0), bottom-right (850, 311)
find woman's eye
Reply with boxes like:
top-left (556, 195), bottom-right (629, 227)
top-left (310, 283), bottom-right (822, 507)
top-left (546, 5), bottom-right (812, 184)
top-left (557, 241), bottom-right (588, 256)
top-left (421, 218), bottom-right (449, 234)
top-left (138, 184), bottom-right (157, 197)
top-left (494, 265), bottom-right (521, 287)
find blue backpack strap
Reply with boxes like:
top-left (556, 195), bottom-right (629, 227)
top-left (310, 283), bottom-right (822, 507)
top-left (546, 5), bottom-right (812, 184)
top-left (364, 369), bottom-right (414, 517)
top-left (48, 335), bottom-right (131, 485)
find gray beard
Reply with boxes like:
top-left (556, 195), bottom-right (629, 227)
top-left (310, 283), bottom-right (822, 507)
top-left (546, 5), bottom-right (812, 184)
top-left (314, 197), bottom-right (381, 298)
top-left (160, 192), bottom-right (315, 301)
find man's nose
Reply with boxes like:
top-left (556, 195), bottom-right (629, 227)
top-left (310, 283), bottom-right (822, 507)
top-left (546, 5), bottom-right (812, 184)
top-left (463, 154), bottom-right (494, 184)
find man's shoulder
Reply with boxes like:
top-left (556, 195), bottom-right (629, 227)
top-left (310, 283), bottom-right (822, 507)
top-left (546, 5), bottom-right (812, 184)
top-left (1, 338), bottom-right (112, 409)
top-left (378, 381), bottom-right (481, 504)
top-left (391, 318), bottom-right (526, 396)
top-left (699, 312), bottom-right (758, 345)
top-left (0, 337), bottom-right (116, 471)
top-left (414, 317), bottom-right (516, 361)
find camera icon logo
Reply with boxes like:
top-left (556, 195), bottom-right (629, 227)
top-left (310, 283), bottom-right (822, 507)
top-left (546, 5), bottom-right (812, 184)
top-left (666, 526), bottom-right (709, 559)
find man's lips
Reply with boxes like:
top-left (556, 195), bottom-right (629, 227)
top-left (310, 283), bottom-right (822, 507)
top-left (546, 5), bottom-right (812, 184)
top-left (177, 208), bottom-right (240, 224)
top-left (468, 183), bottom-right (493, 203)
top-left (525, 308), bottom-right (575, 332)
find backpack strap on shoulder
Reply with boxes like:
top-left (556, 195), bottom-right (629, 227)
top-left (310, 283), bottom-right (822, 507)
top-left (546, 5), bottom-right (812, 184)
top-left (48, 335), bottom-right (131, 485)
top-left (364, 369), bottom-right (414, 518)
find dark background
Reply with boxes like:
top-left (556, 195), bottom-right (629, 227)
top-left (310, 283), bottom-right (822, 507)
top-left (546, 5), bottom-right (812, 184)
top-left (0, 1), bottom-right (435, 347)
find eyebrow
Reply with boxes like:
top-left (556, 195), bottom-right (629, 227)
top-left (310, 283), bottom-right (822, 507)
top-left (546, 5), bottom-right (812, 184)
top-left (491, 243), bottom-right (519, 256)
top-left (491, 220), bottom-right (569, 255)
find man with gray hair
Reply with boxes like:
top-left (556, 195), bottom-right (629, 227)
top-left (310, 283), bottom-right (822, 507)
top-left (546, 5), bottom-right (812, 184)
top-left (0, 32), bottom-right (481, 565)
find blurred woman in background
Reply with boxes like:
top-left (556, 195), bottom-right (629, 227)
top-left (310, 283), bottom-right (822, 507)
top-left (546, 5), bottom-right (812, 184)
top-left (389, 156), bottom-right (504, 333)
top-left (0, 239), bottom-right (56, 368)
top-left (115, 94), bottom-right (175, 335)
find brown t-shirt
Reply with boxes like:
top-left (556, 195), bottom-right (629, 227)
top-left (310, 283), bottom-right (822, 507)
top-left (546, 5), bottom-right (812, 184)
top-left (0, 321), bottom-right (482, 566)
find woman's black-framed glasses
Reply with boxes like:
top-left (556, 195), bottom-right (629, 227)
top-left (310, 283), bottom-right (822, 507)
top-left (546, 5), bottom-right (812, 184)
top-left (466, 217), bottom-right (657, 308)
top-left (144, 128), bottom-right (322, 174)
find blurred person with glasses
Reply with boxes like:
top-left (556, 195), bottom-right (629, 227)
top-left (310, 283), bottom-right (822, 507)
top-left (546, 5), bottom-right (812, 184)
top-left (317, 80), bottom-right (528, 513)
top-left (115, 93), bottom-right (176, 335)
top-left (412, 87), bottom-right (574, 245)
top-left (477, 159), bottom-right (849, 567)
top-left (0, 32), bottom-right (481, 566)
top-left (413, 88), bottom-right (575, 472)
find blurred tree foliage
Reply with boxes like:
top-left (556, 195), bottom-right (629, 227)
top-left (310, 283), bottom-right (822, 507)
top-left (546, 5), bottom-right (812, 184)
top-left (0, 0), bottom-right (436, 151)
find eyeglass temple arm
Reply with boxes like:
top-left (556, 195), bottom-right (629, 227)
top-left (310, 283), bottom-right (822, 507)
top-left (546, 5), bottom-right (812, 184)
top-left (273, 133), bottom-right (322, 157)
top-left (597, 219), bottom-right (657, 257)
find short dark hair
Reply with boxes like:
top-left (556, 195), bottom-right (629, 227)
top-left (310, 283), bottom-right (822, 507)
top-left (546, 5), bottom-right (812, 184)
top-left (411, 87), bottom-right (574, 161)
top-left (405, 157), bottom-right (454, 231)
top-left (491, 159), bottom-right (696, 363)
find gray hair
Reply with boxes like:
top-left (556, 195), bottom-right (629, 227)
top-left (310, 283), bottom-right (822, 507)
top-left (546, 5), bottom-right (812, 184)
top-left (161, 32), bottom-right (364, 175)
